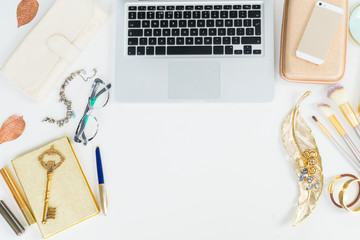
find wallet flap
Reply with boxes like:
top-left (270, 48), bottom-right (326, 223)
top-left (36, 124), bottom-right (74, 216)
top-left (48, 35), bottom-right (81, 64)
top-left (1, 0), bottom-right (95, 92)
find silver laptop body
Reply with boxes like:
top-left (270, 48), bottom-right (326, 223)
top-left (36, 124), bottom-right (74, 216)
top-left (115, 0), bottom-right (274, 102)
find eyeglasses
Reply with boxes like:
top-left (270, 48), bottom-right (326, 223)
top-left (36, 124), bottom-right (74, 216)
top-left (74, 78), bottom-right (111, 145)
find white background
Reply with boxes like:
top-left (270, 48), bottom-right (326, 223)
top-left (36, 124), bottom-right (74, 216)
top-left (1, 0), bottom-right (360, 239)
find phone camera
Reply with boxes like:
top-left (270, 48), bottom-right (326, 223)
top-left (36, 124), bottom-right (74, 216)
top-left (319, 2), bottom-right (322, 6)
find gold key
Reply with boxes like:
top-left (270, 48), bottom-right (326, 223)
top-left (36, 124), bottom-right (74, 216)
top-left (38, 145), bottom-right (65, 224)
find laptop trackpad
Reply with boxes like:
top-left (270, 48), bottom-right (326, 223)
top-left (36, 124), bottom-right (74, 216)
top-left (168, 61), bottom-right (220, 99)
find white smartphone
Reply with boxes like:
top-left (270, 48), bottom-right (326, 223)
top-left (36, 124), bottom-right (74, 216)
top-left (296, 1), bottom-right (344, 65)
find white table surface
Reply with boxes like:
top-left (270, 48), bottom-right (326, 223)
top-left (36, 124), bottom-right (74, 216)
top-left (1, 0), bottom-right (360, 239)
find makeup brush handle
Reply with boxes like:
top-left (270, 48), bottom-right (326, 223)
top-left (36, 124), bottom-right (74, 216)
top-left (354, 125), bottom-right (360, 140)
top-left (330, 137), bottom-right (360, 172)
top-left (343, 134), bottom-right (360, 165)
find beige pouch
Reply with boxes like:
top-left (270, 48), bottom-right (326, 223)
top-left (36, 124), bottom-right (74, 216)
top-left (280, 0), bottom-right (348, 83)
top-left (1, 0), bottom-right (107, 101)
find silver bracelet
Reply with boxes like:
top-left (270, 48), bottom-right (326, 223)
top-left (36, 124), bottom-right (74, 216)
top-left (42, 68), bottom-right (97, 127)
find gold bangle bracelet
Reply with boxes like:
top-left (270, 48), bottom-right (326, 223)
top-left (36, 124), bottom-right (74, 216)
top-left (328, 174), bottom-right (360, 208)
top-left (339, 178), bottom-right (360, 212)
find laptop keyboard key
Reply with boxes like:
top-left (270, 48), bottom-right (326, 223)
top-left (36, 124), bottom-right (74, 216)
top-left (197, 20), bottom-right (205, 27)
top-left (138, 12), bottom-right (146, 19)
top-left (140, 38), bottom-right (147, 45)
top-left (213, 37), bottom-right (221, 44)
top-left (253, 50), bottom-right (262, 54)
top-left (225, 20), bottom-right (233, 27)
top-left (211, 11), bottom-right (219, 18)
top-left (172, 29), bottom-right (180, 36)
top-left (188, 20), bottom-right (196, 27)
top-left (158, 38), bottom-right (166, 45)
top-left (176, 37), bottom-right (185, 45)
top-left (200, 28), bottom-right (207, 36)
top-left (145, 46), bottom-right (154, 55)
top-left (170, 20), bottom-right (177, 27)
top-left (213, 46), bottom-right (224, 54)
top-left (236, 28), bottom-right (245, 35)
top-left (227, 28), bottom-right (235, 35)
top-left (142, 21), bottom-right (150, 28)
top-left (129, 12), bottom-right (136, 19)
top-left (209, 28), bottom-right (216, 35)
top-left (244, 45), bottom-right (252, 54)
top-left (154, 29), bottom-right (161, 36)
top-left (239, 11), bottom-right (247, 18)
top-left (163, 29), bottom-right (171, 36)
top-left (195, 37), bottom-right (203, 44)
top-left (156, 46), bottom-right (166, 55)
top-left (218, 28), bottom-right (226, 35)
top-left (151, 20), bottom-right (159, 28)
top-left (175, 12), bottom-right (182, 19)
top-left (234, 19), bottom-right (242, 26)
top-left (144, 29), bottom-right (152, 36)
top-left (137, 47), bottom-right (145, 55)
top-left (179, 20), bottom-right (187, 27)
top-left (206, 20), bottom-right (215, 27)
top-left (190, 29), bottom-right (198, 36)
top-left (181, 29), bottom-right (189, 36)
top-left (128, 47), bottom-right (136, 55)
top-left (128, 38), bottom-right (138, 45)
top-left (204, 37), bottom-right (212, 44)
top-left (248, 11), bottom-right (261, 18)
top-left (186, 37), bottom-right (194, 45)
top-left (246, 28), bottom-right (254, 35)
top-left (244, 19), bottom-right (251, 27)
top-left (149, 38), bottom-right (156, 45)
top-left (225, 46), bottom-right (233, 54)
top-left (242, 37), bottom-right (261, 44)
top-left (129, 21), bottom-right (140, 28)
top-left (232, 37), bottom-right (240, 44)
top-left (128, 29), bottom-right (143, 37)
top-left (167, 38), bottom-right (175, 45)
top-left (156, 12), bottom-right (164, 19)
top-left (223, 37), bottom-right (230, 44)
top-left (220, 11), bottom-right (228, 18)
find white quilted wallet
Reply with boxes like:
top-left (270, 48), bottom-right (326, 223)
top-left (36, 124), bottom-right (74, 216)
top-left (1, 0), bottom-right (108, 101)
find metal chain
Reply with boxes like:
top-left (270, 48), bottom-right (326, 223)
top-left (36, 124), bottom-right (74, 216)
top-left (42, 68), bottom-right (97, 127)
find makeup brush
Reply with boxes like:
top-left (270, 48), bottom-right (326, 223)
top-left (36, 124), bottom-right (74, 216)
top-left (327, 85), bottom-right (360, 139)
top-left (312, 116), bottom-right (360, 171)
top-left (318, 103), bottom-right (360, 165)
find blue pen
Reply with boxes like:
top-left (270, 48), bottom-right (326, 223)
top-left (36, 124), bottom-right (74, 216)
top-left (96, 146), bottom-right (108, 215)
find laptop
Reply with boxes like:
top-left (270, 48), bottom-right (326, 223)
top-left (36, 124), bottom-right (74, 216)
top-left (115, 0), bottom-right (274, 102)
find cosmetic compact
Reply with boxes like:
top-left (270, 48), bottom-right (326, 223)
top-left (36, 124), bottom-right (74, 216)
top-left (349, 5), bottom-right (360, 45)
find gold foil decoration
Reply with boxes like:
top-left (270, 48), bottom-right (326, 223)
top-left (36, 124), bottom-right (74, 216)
top-left (17, 0), bottom-right (39, 28)
top-left (281, 91), bottom-right (323, 226)
top-left (0, 115), bottom-right (26, 145)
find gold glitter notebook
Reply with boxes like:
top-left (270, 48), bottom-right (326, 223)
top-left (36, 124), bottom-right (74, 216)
top-left (12, 137), bottom-right (99, 238)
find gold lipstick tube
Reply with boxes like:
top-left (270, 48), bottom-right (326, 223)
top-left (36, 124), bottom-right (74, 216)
top-left (0, 168), bottom-right (35, 225)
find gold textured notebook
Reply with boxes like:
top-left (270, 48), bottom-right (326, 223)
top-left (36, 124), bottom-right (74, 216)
top-left (12, 137), bottom-right (99, 238)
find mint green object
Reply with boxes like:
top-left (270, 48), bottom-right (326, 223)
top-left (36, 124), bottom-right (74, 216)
top-left (350, 5), bottom-right (360, 45)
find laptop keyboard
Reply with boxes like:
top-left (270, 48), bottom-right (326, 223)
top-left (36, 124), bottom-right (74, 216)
top-left (125, 2), bottom-right (264, 57)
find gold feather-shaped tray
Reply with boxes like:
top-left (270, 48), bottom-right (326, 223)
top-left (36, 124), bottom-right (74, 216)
top-left (281, 91), bottom-right (323, 226)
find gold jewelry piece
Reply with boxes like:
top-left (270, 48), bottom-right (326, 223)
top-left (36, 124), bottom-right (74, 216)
top-left (338, 178), bottom-right (360, 212)
top-left (42, 68), bottom-right (97, 127)
top-left (328, 174), bottom-right (360, 208)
